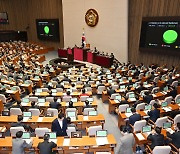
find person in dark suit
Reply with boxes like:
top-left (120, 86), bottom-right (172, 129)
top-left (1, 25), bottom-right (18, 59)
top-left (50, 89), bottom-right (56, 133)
top-left (168, 86), bottom-right (177, 98)
top-left (11, 115), bottom-right (34, 132)
top-left (83, 100), bottom-right (92, 112)
top-left (30, 101), bottom-right (39, 109)
top-left (129, 107), bottom-right (141, 126)
top-left (97, 80), bottom-right (105, 88)
top-left (61, 75), bottom-right (71, 83)
top-left (12, 131), bottom-right (32, 154)
top-left (136, 82), bottom-right (146, 94)
top-left (143, 91), bottom-right (153, 104)
top-left (37, 133), bottom-right (57, 154)
top-left (147, 127), bottom-right (165, 149)
top-left (49, 97), bottom-right (61, 110)
top-left (56, 81), bottom-right (64, 90)
top-left (167, 122), bottom-right (180, 148)
top-left (51, 113), bottom-right (67, 136)
top-left (148, 103), bottom-right (160, 122)
top-left (107, 86), bottom-right (115, 97)
top-left (84, 81), bottom-right (91, 88)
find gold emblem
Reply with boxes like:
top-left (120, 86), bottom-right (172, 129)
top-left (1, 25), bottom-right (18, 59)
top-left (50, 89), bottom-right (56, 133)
top-left (85, 9), bottom-right (99, 27)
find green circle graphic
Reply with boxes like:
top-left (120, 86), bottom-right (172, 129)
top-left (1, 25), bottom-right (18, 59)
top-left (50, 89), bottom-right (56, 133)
top-left (44, 26), bottom-right (50, 34)
top-left (163, 30), bottom-right (178, 44)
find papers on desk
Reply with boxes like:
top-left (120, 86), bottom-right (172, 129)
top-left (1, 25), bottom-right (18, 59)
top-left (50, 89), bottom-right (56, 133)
top-left (96, 137), bottom-right (109, 145)
top-left (83, 116), bottom-right (89, 121)
top-left (63, 138), bottom-right (70, 146)
top-left (114, 100), bottom-right (120, 103)
top-left (49, 139), bottom-right (57, 144)
top-left (125, 113), bottom-right (133, 117)
top-left (161, 91), bottom-right (167, 95)
top-left (129, 98), bottom-right (136, 102)
top-left (21, 103), bottom-right (28, 106)
top-left (38, 103), bottom-right (45, 106)
top-left (6, 90), bottom-right (14, 93)
top-left (144, 84), bottom-right (151, 88)
top-left (162, 107), bottom-right (172, 112)
top-left (37, 117), bottom-right (43, 122)
top-left (166, 128), bottom-right (174, 134)
top-left (23, 139), bottom-right (32, 144)
top-left (23, 117), bottom-right (30, 122)
top-left (152, 94), bottom-right (156, 98)
top-left (35, 93), bottom-right (40, 95)
top-left (136, 133), bottom-right (145, 141)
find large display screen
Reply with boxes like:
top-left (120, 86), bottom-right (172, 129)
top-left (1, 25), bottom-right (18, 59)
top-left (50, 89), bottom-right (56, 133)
top-left (36, 19), bottom-right (60, 41)
top-left (0, 12), bottom-right (9, 24)
top-left (139, 17), bottom-right (180, 52)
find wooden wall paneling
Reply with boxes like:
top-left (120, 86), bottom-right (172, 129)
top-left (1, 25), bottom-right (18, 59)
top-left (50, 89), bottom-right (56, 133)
top-left (129, 0), bottom-right (180, 68)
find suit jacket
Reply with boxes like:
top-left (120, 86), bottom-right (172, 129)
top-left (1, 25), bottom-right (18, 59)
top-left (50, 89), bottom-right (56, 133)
top-left (116, 133), bottom-right (135, 154)
top-left (12, 138), bottom-right (32, 154)
top-left (49, 102), bottom-right (60, 109)
top-left (37, 140), bottom-right (57, 154)
top-left (107, 89), bottom-right (115, 96)
top-left (168, 89), bottom-right (177, 98)
top-left (147, 133), bottom-right (165, 149)
top-left (51, 118), bottom-right (67, 136)
top-left (143, 94), bottom-right (153, 104)
top-left (148, 108), bottom-right (160, 122)
top-left (129, 113), bottom-right (141, 125)
top-left (167, 131), bottom-right (180, 148)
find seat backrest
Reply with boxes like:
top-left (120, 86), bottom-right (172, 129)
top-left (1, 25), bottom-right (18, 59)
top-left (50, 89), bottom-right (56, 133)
top-left (47, 108), bottom-right (58, 117)
top-left (35, 127), bottom-right (50, 137)
top-left (154, 77), bottom-right (159, 83)
top-left (112, 85), bottom-right (119, 90)
top-left (152, 146), bottom-right (171, 154)
top-left (42, 88), bottom-right (49, 92)
top-left (174, 114), bottom-right (180, 125)
top-left (85, 87), bottom-right (92, 92)
top-left (171, 80), bottom-right (178, 87)
top-left (134, 120), bottom-right (146, 132)
top-left (10, 127), bottom-right (25, 137)
top-left (126, 92), bottom-right (134, 98)
top-left (29, 97), bottom-right (38, 102)
top-left (164, 96), bottom-right (173, 105)
top-left (46, 97), bottom-right (54, 103)
top-left (83, 108), bottom-right (95, 116)
top-left (62, 96), bottom-right (71, 102)
top-left (80, 96), bottom-right (89, 102)
top-left (66, 126), bottom-right (76, 137)
top-left (66, 108), bottom-right (77, 113)
top-left (88, 125), bottom-right (102, 136)
top-left (155, 117), bottom-right (168, 127)
top-left (119, 104), bottom-right (129, 113)
top-left (0, 94), bottom-right (6, 104)
top-left (152, 87), bottom-right (159, 94)
top-left (138, 73), bottom-right (144, 80)
top-left (175, 94), bottom-right (180, 103)
top-left (56, 88), bottom-right (63, 92)
top-left (29, 108), bottom-right (41, 116)
top-left (97, 86), bottom-right (106, 94)
top-left (136, 103), bottom-right (146, 111)
top-left (10, 108), bottom-right (22, 115)
top-left (89, 81), bottom-right (95, 85)
top-left (149, 100), bottom-right (157, 106)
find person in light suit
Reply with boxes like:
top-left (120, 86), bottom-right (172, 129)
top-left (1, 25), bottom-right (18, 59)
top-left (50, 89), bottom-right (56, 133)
top-left (12, 131), bottom-right (33, 154)
top-left (51, 113), bottom-right (67, 136)
top-left (116, 126), bottom-right (135, 154)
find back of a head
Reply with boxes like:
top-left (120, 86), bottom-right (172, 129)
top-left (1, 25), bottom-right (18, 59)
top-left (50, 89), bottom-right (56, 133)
top-left (155, 127), bottom-right (161, 134)
top-left (54, 97), bottom-right (58, 102)
top-left (69, 101), bottom-right (73, 107)
top-left (17, 115), bottom-right (23, 122)
top-left (31, 101), bottom-right (35, 106)
top-left (43, 133), bottom-right (50, 141)
top-left (66, 116), bottom-right (71, 124)
top-left (177, 122), bottom-right (180, 130)
top-left (153, 103), bottom-right (158, 109)
top-left (58, 113), bottom-right (64, 119)
top-left (85, 100), bottom-right (89, 106)
top-left (82, 89), bottom-right (85, 94)
top-left (17, 101), bottom-right (21, 105)
top-left (67, 91), bottom-right (70, 96)
top-left (131, 107), bottom-right (136, 113)
top-left (16, 131), bottom-right (23, 138)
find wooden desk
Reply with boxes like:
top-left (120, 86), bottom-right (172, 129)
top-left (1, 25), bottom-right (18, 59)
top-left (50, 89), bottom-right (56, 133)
top-left (0, 114), bottom-right (105, 130)
top-left (20, 83), bottom-right (32, 94)
top-left (102, 91), bottom-right (109, 103)
top-left (6, 90), bottom-right (20, 101)
top-left (0, 134), bottom-right (116, 153)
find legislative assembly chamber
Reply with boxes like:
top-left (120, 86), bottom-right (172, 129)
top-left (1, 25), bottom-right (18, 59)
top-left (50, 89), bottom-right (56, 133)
top-left (0, 0), bottom-right (180, 154)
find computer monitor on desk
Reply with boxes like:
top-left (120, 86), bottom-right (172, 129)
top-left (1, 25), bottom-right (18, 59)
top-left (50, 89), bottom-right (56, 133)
top-left (163, 122), bottom-right (172, 129)
top-left (96, 130), bottom-right (107, 137)
top-left (88, 110), bottom-right (97, 116)
top-left (71, 131), bottom-right (82, 138)
top-left (161, 102), bottom-right (168, 107)
top-left (126, 107), bottom-right (132, 113)
top-left (142, 125), bottom-right (152, 133)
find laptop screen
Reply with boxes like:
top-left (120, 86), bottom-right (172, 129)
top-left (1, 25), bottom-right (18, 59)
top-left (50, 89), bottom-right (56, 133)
top-left (51, 89), bottom-right (57, 93)
top-left (38, 98), bottom-right (45, 103)
top-left (11, 87), bottom-right (16, 91)
top-left (176, 99), bottom-right (180, 104)
top-left (145, 105), bottom-right (152, 110)
top-left (115, 95), bottom-right (121, 100)
top-left (129, 93), bottom-right (135, 98)
top-left (23, 112), bottom-right (32, 117)
top-left (71, 98), bottom-right (77, 103)
top-left (96, 130), bottom-right (107, 137)
top-left (22, 132), bottom-right (30, 139)
top-left (133, 83), bottom-right (137, 88)
top-left (164, 86), bottom-right (168, 92)
top-left (161, 102), bottom-right (168, 107)
top-left (88, 110), bottom-right (97, 116)
top-left (45, 132), bottom-right (56, 139)
top-left (108, 80), bottom-right (113, 83)
top-left (22, 98), bottom-right (29, 103)
top-left (142, 126), bottom-right (152, 133)
top-left (120, 85), bottom-right (125, 89)
top-left (35, 76), bottom-right (40, 79)
top-left (143, 82), bottom-right (148, 85)
top-left (163, 122), bottom-right (172, 129)
top-left (67, 111), bottom-right (76, 117)
top-left (126, 107), bottom-right (132, 113)
top-left (36, 89), bottom-right (42, 93)
top-left (128, 77), bottom-right (132, 80)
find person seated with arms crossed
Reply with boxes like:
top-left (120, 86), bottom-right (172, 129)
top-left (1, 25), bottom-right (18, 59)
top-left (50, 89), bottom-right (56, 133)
top-left (147, 127), bottom-right (166, 149)
top-left (12, 131), bottom-right (33, 154)
top-left (148, 103), bottom-right (160, 123)
top-left (167, 122), bottom-right (180, 149)
top-left (37, 133), bottom-right (57, 154)
top-left (128, 107), bottom-right (141, 126)
top-left (51, 113), bottom-right (67, 136)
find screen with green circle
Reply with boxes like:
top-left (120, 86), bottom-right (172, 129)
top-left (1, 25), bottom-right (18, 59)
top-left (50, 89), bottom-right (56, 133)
top-left (163, 30), bottom-right (178, 44)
